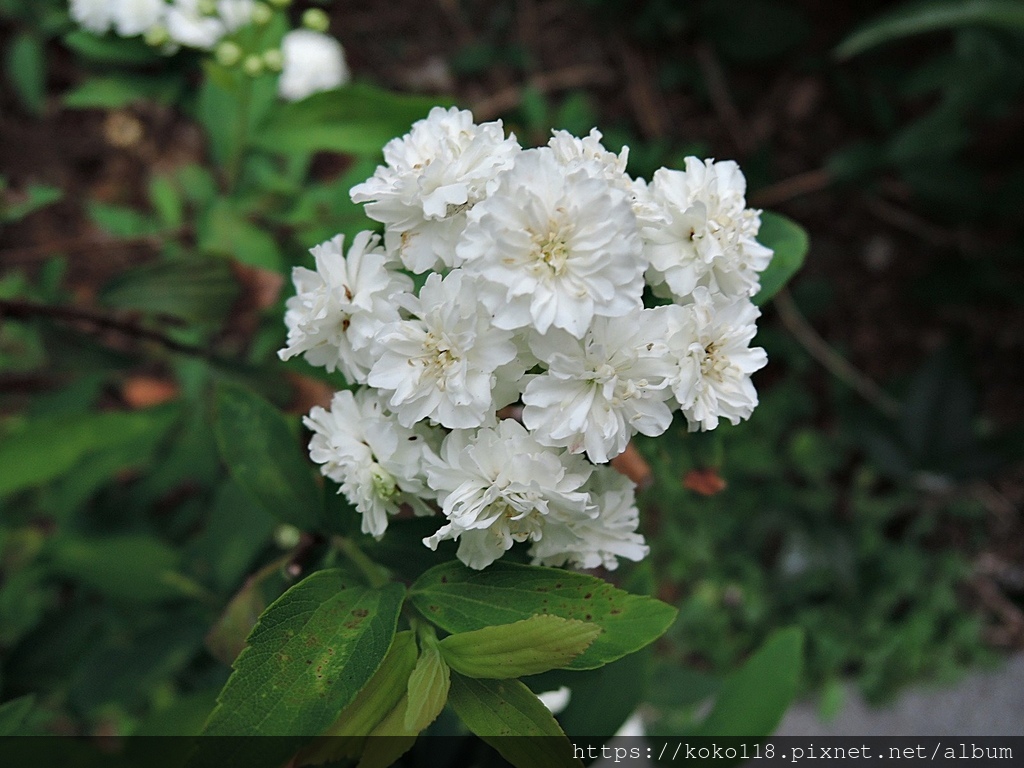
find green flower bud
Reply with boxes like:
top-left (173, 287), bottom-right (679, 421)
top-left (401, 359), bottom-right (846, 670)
top-left (371, 466), bottom-right (398, 501)
top-left (197, 0), bottom-right (217, 15)
top-left (215, 40), bottom-right (243, 67)
top-left (243, 54), bottom-right (264, 77)
top-left (302, 8), bottom-right (330, 33)
top-left (262, 48), bottom-right (284, 72)
top-left (251, 2), bottom-right (273, 25)
top-left (274, 524), bottom-right (302, 549)
top-left (143, 24), bottom-right (169, 48)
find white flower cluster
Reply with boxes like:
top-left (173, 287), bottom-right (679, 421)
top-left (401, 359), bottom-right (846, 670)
top-left (68, 1), bottom-right (348, 101)
top-left (281, 108), bottom-right (771, 570)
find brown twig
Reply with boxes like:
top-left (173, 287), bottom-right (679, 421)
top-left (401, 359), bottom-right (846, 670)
top-left (773, 288), bottom-right (901, 419)
top-left (614, 37), bottom-right (668, 140)
top-left (694, 43), bottom-right (751, 154)
top-left (864, 196), bottom-right (972, 250)
top-left (749, 168), bottom-right (832, 208)
top-left (471, 64), bottom-right (617, 122)
top-left (0, 298), bottom-right (211, 358)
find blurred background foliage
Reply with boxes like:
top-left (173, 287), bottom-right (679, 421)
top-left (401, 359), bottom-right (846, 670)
top-left (1, 0), bottom-right (1023, 741)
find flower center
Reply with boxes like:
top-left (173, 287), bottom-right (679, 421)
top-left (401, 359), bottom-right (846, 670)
top-left (370, 464), bottom-right (398, 500)
top-left (422, 331), bottom-right (459, 388)
top-left (700, 341), bottom-right (728, 381)
top-left (530, 222), bottom-right (571, 276)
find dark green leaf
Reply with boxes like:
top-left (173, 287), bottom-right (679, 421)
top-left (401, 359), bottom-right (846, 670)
top-left (63, 74), bottom-right (183, 109)
top-left (448, 675), bottom-right (580, 768)
top-left (62, 30), bottom-right (164, 66)
top-left (212, 382), bottom-right (323, 531)
top-left (205, 555), bottom-right (290, 666)
top-left (837, 0), bottom-right (1024, 59)
top-left (410, 561), bottom-right (677, 670)
top-left (1, 183), bottom-right (63, 222)
top-left (0, 694), bottom-right (35, 736)
top-left (690, 627), bottom-right (804, 737)
top-left (439, 615), bottom-right (601, 678)
top-left (88, 201), bottom-right (158, 238)
top-left (6, 33), bottom-right (46, 114)
top-left (193, 570), bottom-right (404, 768)
top-left (252, 83), bottom-right (451, 157)
top-left (199, 199), bottom-right (282, 271)
top-left (753, 211), bottom-right (809, 306)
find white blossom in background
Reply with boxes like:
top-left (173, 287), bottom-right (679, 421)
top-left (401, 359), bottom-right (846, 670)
top-left (367, 271), bottom-right (519, 429)
top-left (304, 390), bottom-right (434, 538)
top-left (71, 0), bottom-right (113, 33)
top-left (165, 0), bottom-right (225, 49)
top-left (521, 309), bottom-right (676, 463)
top-left (351, 107), bottom-right (521, 273)
top-left (643, 157), bottom-right (772, 302)
top-left (279, 107), bottom-right (775, 570)
top-left (458, 148), bottom-right (645, 338)
top-left (110, 0), bottom-right (165, 37)
top-left (278, 231), bottom-right (412, 384)
top-left (423, 420), bottom-right (594, 570)
top-left (278, 29), bottom-right (350, 102)
top-left (216, 0), bottom-right (254, 32)
top-left (531, 467), bottom-right (648, 570)
top-left (665, 287), bottom-right (768, 431)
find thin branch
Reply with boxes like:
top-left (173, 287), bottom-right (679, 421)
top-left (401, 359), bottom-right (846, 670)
top-left (694, 43), bottom-right (751, 154)
top-left (773, 288), bottom-right (901, 419)
top-left (614, 37), bottom-right (668, 140)
top-left (471, 64), bottom-right (616, 122)
top-left (0, 298), bottom-right (211, 359)
top-left (749, 168), bottom-right (832, 208)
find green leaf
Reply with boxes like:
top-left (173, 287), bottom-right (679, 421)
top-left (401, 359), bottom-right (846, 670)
top-left (0, 408), bottom-right (176, 498)
top-left (440, 615), bottom-right (601, 679)
top-left (212, 382), bottom-right (323, 531)
top-left (410, 561), bottom-right (677, 670)
top-left (753, 211), bottom-right (809, 306)
top-left (199, 199), bottom-right (282, 271)
top-left (100, 255), bottom-right (239, 325)
top-left (62, 30), bottom-right (164, 66)
top-left (6, 33), bottom-right (46, 114)
top-left (405, 641), bottom-right (450, 731)
top-left (192, 570), bottom-right (404, 768)
top-left (149, 175), bottom-right (184, 229)
top-left (299, 630), bottom-right (418, 765)
top-left (836, 0), bottom-right (1024, 59)
top-left (0, 694), bottom-right (35, 736)
top-left (357, 695), bottom-right (418, 768)
top-left (1, 183), bottom-right (62, 222)
top-left (63, 74), bottom-right (183, 109)
top-left (88, 201), bottom-right (159, 238)
top-left (690, 627), bottom-right (804, 737)
top-left (205, 555), bottom-right (290, 666)
top-left (49, 534), bottom-right (200, 604)
top-left (251, 82), bottom-right (452, 157)
top-left (448, 675), bottom-right (580, 768)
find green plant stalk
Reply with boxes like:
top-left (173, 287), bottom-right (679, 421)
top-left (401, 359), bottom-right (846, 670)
top-left (226, 73), bottom-right (253, 191)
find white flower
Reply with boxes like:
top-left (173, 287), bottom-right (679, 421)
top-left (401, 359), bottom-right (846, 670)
top-left (278, 29), bottom-right (349, 102)
top-left (304, 389), bottom-right (434, 538)
top-left (279, 231), bottom-right (413, 384)
top-left (531, 466), bottom-right (648, 570)
top-left (643, 158), bottom-right (772, 302)
top-left (521, 308), bottom-right (676, 463)
top-left (71, 0), bottom-right (113, 33)
top-left (110, 0), bottom-right (165, 36)
top-left (423, 420), bottom-right (594, 570)
top-left (666, 287), bottom-right (767, 431)
top-left (367, 271), bottom-right (519, 429)
top-left (166, 0), bottom-right (225, 49)
top-left (548, 127), bottom-right (629, 181)
top-left (458, 147), bottom-right (646, 339)
top-left (350, 107), bottom-right (520, 273)
top-left (216, 0), bottom-right (254, 31)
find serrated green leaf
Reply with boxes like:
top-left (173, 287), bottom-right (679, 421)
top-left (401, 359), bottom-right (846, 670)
top-left (212, 382), bottom-right (323, 531)
top-left (837, 0), bottom-right (1024, 59)
top-left (191, 570), bottom-right (404, 768)
top-left (357, 694), bottom-right (418, 768)
top-left (6, 33), bottom-right (46, 114)
top-left (251, 83), bottom-right (452, 157)
top-left (405, 642), bottom-right (450, 731)
top-left (690, 627), bottom-right (804, 737)
top-left (0, 694), bottom-right (35, 736)
top-left (753, 211), bottom-right (809, 306)
top-left (410, 561), bottom-right (677, 670)
top-left (299, 631), bottom-right (417, 765)
top-left (439, 615), bottom-right (601, 679)
top-left (205, 555), bottom-right (290, 666)
top-left (448, 675), bottom-right (580, 768)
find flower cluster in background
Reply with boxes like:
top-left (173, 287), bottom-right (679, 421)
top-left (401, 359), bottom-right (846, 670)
top-left (280, 108), bottom-right (771, 570)
top-left (68, 0), bottom-right (348, 101)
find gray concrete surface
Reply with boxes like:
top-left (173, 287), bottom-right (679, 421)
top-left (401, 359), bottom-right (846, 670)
top-left (777, 655), bottom-right (1024, 736)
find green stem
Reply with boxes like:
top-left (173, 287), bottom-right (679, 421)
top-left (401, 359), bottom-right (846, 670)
top-left (334, 537), bottom-right (390, 589)
top-left (226, 72), bottom-right (253, 190)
